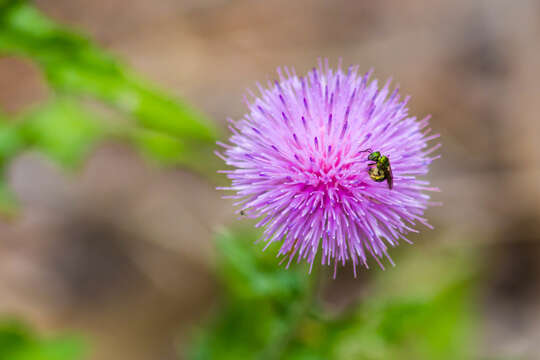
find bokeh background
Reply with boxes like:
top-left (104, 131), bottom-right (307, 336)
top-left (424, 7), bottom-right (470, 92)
top-left (1, 0), bottom-right (539, 359)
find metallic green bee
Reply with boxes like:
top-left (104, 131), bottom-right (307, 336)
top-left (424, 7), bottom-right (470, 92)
top-left (361, 149), bottom-right (394, 189)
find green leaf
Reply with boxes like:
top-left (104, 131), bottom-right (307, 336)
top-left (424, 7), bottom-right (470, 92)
top-left (130, 129), bottom-right (191, 166)
top-left (0, 319), bottom-right (85, 360)
top-left (187, 228), bottom-right (315, 360)
top-left (18, 99), bottom-right (104, 169)
top-left (0, 117), bottom-right (24, 165)
top-left (327, 247), bottom-right (479, 360)
top-left (188, 234), bottom-right (481, 360)
top-left (215, 228), bottom-right (311, 300)
top-left (0, 115), bottom-right (23, 215)
top-left (0, 1), bottom-right (217, 145)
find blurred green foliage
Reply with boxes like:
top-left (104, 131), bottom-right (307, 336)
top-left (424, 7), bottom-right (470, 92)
top-left (0, 320), bottom-right (84, 360)
top-left (0, 98), bottom-right (106, 213)
top-left (188, 228), bottom-right (479, 360)
top-left (18, 100), bottom-right (105, 169)
top-left (188, 229), bottom-right (315, 360)
top-left (0, 111), bottom-right (22, 213)
top-left (319, 247), bottom-right (477, 360)
top-left (0, 0), bottom-right (218, 214)
top-left (0, 0), bottom-right (216, 143)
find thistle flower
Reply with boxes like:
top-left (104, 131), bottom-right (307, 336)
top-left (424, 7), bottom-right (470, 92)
top-left (218, 60), bottom-right (440, 276)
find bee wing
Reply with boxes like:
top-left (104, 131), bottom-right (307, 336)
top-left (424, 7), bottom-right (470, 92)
top-left (387, 163), bottom-right (394, 189)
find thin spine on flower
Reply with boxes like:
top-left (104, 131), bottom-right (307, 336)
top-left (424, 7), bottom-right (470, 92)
top-left (218, 60), bottom-right (440, 277)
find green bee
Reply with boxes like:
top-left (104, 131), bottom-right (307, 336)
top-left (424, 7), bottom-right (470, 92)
top-left (361, 149), bottom-right (394, 189)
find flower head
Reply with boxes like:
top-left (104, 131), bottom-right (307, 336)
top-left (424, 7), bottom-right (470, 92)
top-left (218, 60), bottom-right (440, 276)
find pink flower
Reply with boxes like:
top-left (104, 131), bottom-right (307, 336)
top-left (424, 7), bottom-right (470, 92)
top-left (218, 60), bottom-right (440, 276)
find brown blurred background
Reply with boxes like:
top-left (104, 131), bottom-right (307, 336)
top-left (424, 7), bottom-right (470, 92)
top-left (1, 0), bottom-right (540, 359)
